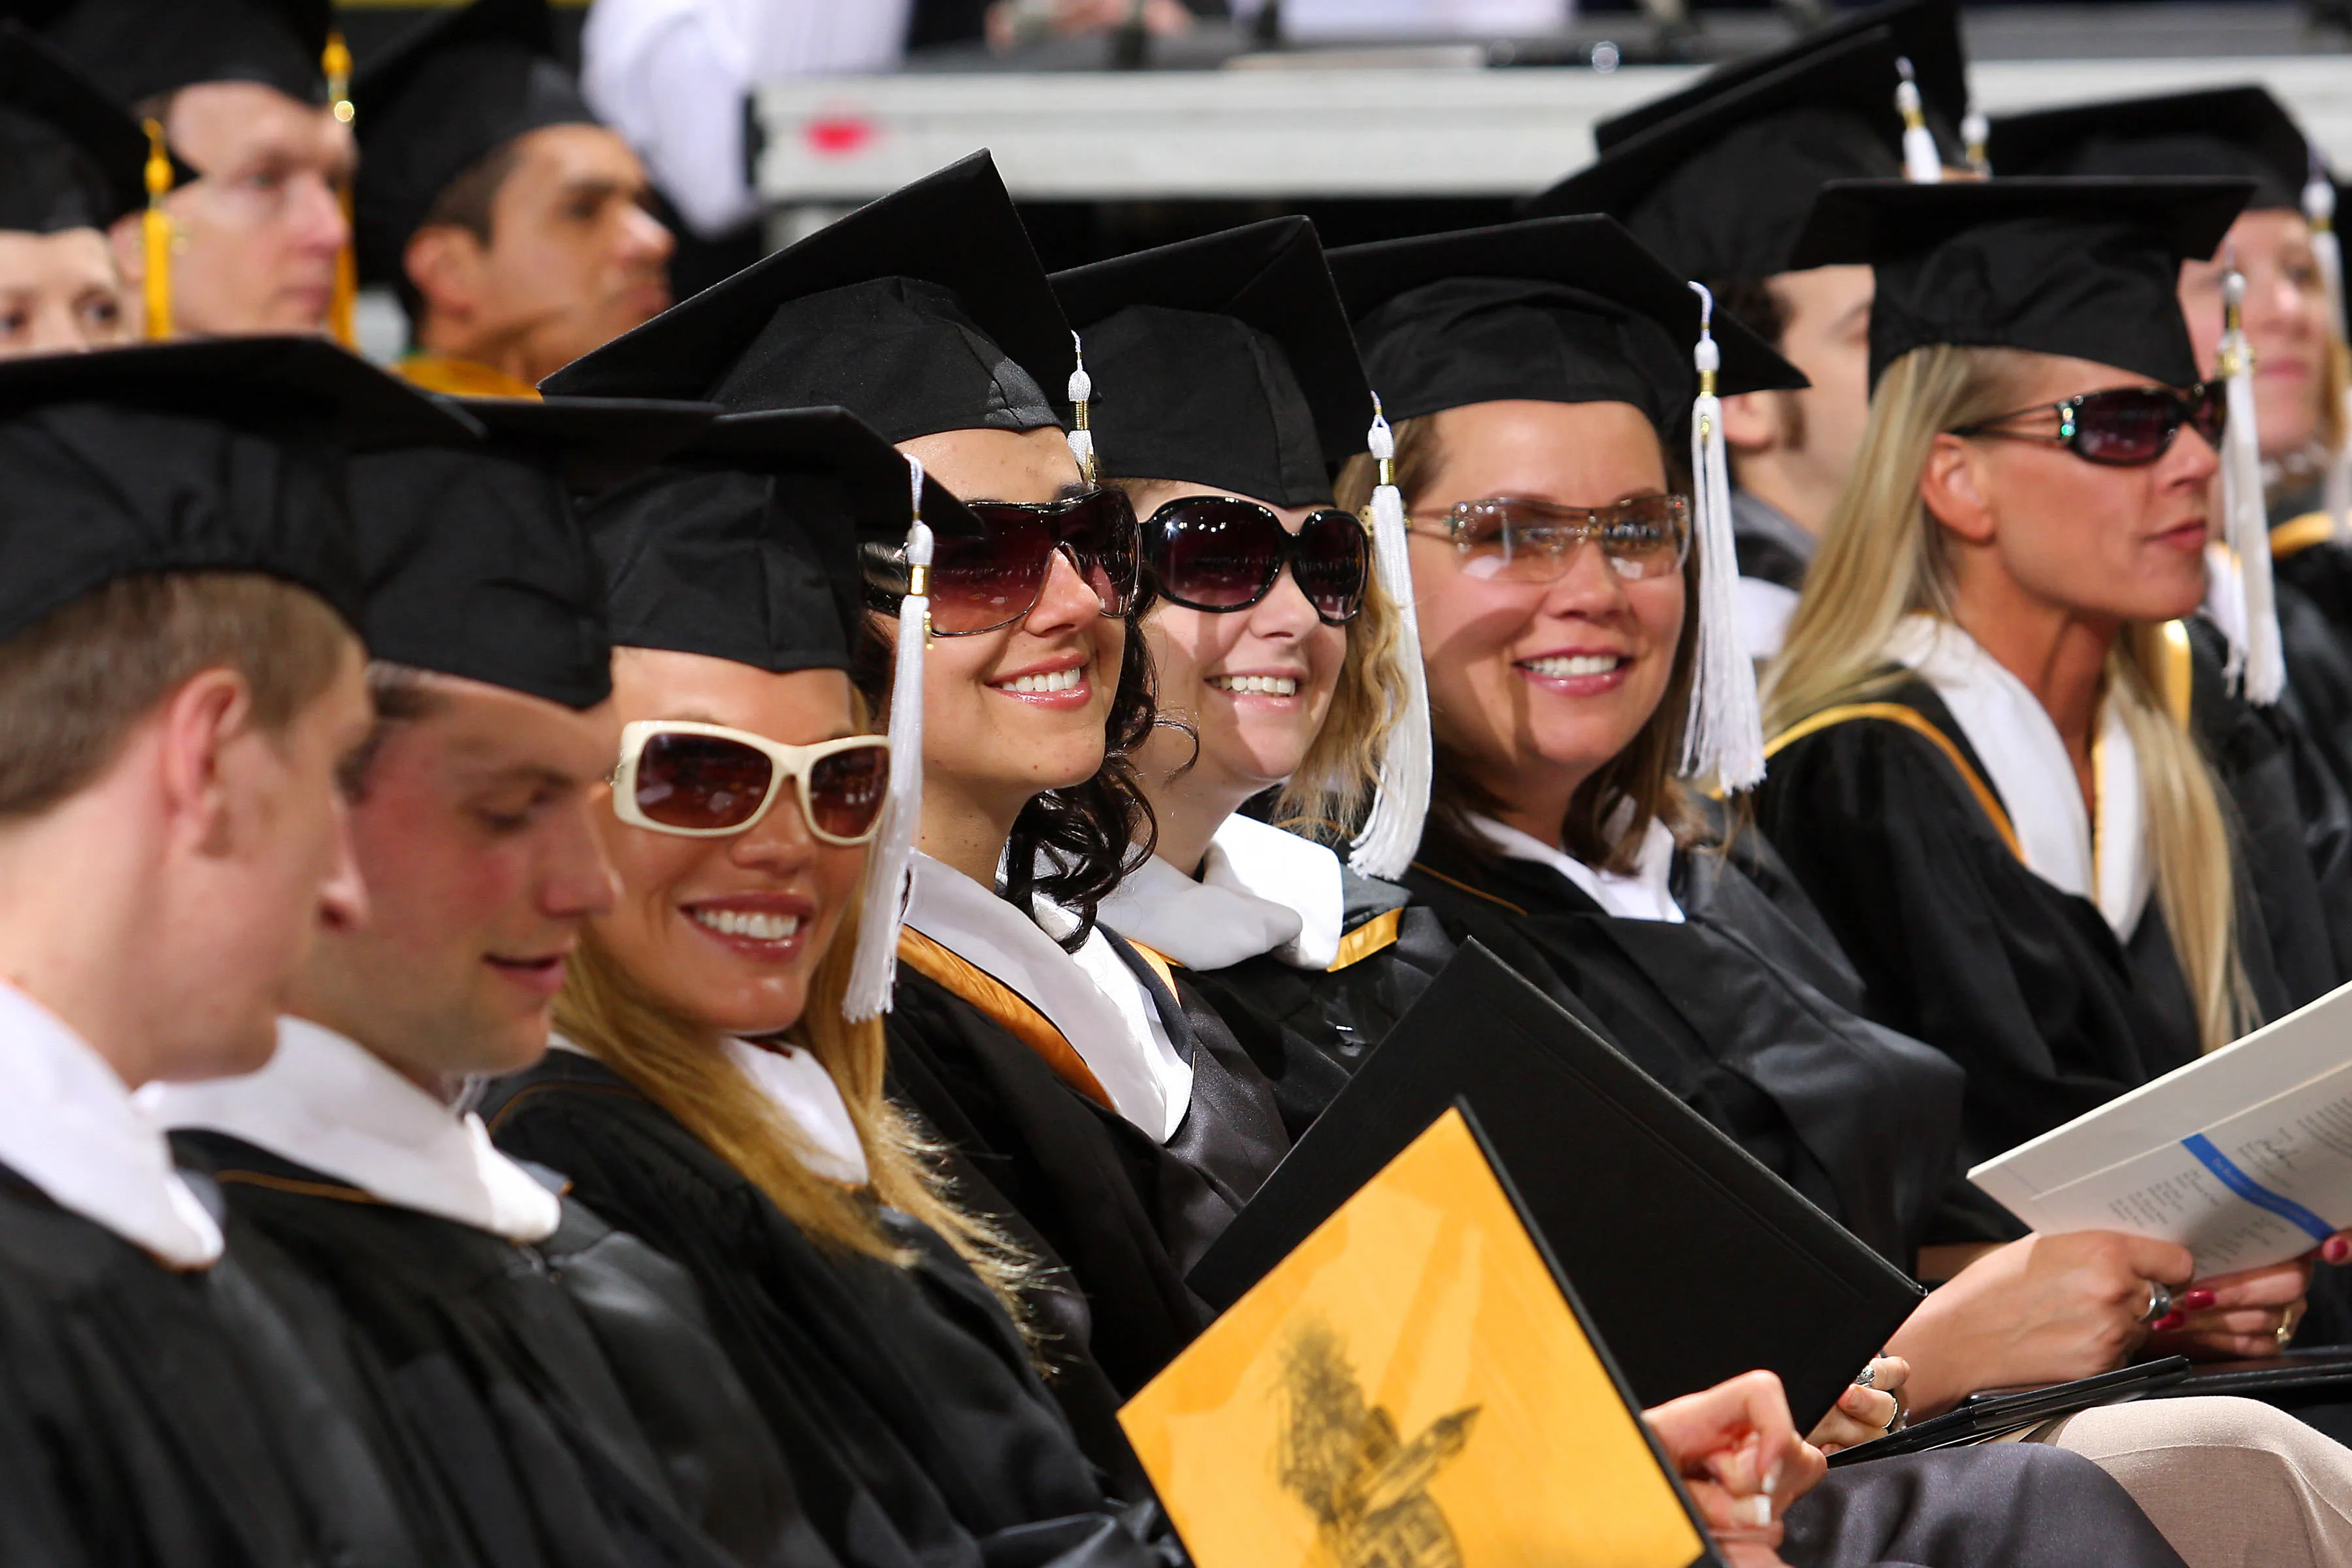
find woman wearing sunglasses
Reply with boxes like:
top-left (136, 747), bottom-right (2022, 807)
top-left (482, 410), bottom-right (1180, 1568)
top-left (1048, 220), bottom-right (1454, 1137)
top-left (1760, 178), bottom-right (2352, 1367)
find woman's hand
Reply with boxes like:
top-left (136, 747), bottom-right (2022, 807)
top-left (2147, 1252), bottom-right (2314, 1360)
top-left (1645, 1369), bottom-right (1825, 1567)
top-left (1887, 1231), bottom-right (2195, 1415)
top-left (1805, 1357), bottom-right (1909, 1455)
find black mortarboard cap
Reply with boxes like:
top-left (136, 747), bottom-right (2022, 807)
top-left (1596, 0), bottom-right (1967, 154)
top-left (0, 22), bottom-right (186, 233)
top-left (0, 336), bottom-right (478, 645)
top-left (42, 0), bottom-right (329, 108)
top-left (1986, 86), bottom-right (2317, 212)
top-left (585, 406), bottom-right (979, 676)
top-left (351, 397), bottom-right (717, 710)
top-left (1789, 177), bottom-right (2256, 388)
top-left (352, 0), bottom-right (596, 287)
top-left (1050, 217), bottom-right (1370, 510)
top-left (1530, 27), bottom-right (1908, 285)
top-left (1329, 216), bottom-right (1807, 437)
top-left (542, 152), bottom-right (1071, 442)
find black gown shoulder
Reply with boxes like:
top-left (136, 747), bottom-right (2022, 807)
top-left (1402, 827), bottom-right (1967, 1262)
top-left (884, 928), bottom-right (1291, 1396)
top-left (1756, 676), bottom-right (2204, 1169)
top-left (1175, 870), bottom-right (1457, 1139)
top-left (480, 1052), bottom-right (1179, 1568)
top-left (0, 1161), bottom-right (424, 1568)
top-left (171, 1130), bottom-right (785, 1568)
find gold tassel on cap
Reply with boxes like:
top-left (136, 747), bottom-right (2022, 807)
top-left (140, 118), bottom-right (173, 340)
top-left (324, 31), bottom-right (357, 348)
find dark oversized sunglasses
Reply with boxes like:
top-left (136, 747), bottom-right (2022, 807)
top-left (1948, 384), bottom-right (2227, 467)
top-left (610, 722), bottom-right (889, 843)
top-left (864, 487), bottom-right (1140, 636)
top-left (1410, 494), bottom-right (1692, 583)
top-left (1143, 495), bottom-right (1370, 627)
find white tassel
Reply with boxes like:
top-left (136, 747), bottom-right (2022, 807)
top-left (2306, 167), bottom-right (2352, 542)
top-left (1961, 111), bottom-right (1989, 177)
top-left (1348, 391), bottom-right (1432, 881)
top-left (1895, 59), bottom-right (1942, 185)
top-left (843, 459), bottom-right (932, 1021)
top-left (1682, 282), bottom-right (1765, 792)
top-left (1066, 330), bottom-right (1096, 484)
top-left (2219, 266), bottom-right (2286, 706)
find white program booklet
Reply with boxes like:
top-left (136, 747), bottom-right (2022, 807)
top-left (1970, 978), bottom-right (2352, 1273)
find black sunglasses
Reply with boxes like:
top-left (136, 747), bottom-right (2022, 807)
top-left (1948, 384), bottom-right (2227, 467)
top-left (1143, 496), bottom-right (1370, 627)
top-left (864, 487), bottom-right (1141, 636)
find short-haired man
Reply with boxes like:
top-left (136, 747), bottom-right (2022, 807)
top-left (154, 399), bottom-right (842, 1568)
top-left (45, 0), bottom-right (353, 339)
top-left (0, 338), bottom-right (476, 1563)
top-left (356, 0), bottom-right (673, 398)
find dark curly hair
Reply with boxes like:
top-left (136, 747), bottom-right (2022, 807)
top-left (858, 596), bottom-right (1163, 954)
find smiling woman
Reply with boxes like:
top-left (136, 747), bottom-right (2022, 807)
top-left (1050, 217), bottom-right (1453, 1141)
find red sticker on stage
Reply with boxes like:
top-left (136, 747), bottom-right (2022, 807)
top-left (806, 116), bottom-right (875, 157)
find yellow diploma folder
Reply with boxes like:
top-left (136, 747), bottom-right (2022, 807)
top-left (1120, 1105), bottom-right (1716, 1568)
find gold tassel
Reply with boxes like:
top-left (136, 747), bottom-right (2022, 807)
top-left (324, 31), bottom-right (357, 348)
top-left (140, 118), bottom-right (173, 340)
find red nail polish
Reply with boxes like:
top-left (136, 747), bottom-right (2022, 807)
top-left (2181, 1288), bottom-right (2217, 1311)
top-left (2151, 1311), bottom-right (2185, 1333)
top-left (2326, 1237), bottom-right (2351, 1266)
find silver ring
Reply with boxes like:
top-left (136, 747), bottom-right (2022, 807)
top-left (2139, 1281), bottom-right (2174, 1326)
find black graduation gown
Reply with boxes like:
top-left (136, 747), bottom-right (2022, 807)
top-left (883, 926), bottom-right (1290, 1396)
top-left (2180, 614), bottom-right (2351, 1009)
top-left (0, 1161), bottom-right (425, 1568)
top-left (1756, 678), bottom-right (2206, 1172)
top-left (1174, 868), bottom-right (1458, 1139)
top-left (1401, 828), bottom-right (1968, 1264)
top-left (171, 1131), bottom-right (810, 1568)
top-left (481, 1052), bottom-right (1180, 1568)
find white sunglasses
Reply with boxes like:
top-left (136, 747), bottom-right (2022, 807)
top-left (608, 721), bottom-right (890, 844)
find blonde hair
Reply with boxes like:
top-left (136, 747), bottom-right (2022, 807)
top-left (1764, 343), bottom-right (2254, 1051)
top-left (1116, 478), bottom-right (1411, 841)
top-left (1334, 416), bottom-right (1703, 875)
top-left (553, 797), bottom-right (1034, 1323)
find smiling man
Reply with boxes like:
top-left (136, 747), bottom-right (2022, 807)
top-left (357, 0), bottom-right (673, 398)
top-left (44, 0), bottom-right (353, 338)
top-left (150, 398), bottom-right (844, 1568)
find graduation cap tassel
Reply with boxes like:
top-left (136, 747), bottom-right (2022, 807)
top-left (1961, 112), bottom-right (1990, 178)
top-left (139, 118), bottom-right (172, 340)
top-left (844, 460), bottom-right (933, 1022)
top-left (1682, 282), bottom-right (1765, 791)
top-left (2219, 265), bottom-right (2286, 706)
top-left (2304, 165), bottom-right (2352, 542)
top-left (1895, 59), bottom-right (1942, 185)
top-left (1066, 331), bottom-right (1097, 484)
top-left (324, 31), bottom-right (358, 350)
top-left (1347, 392), bottom-right (1431, 881)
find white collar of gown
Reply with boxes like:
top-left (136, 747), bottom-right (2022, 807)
top-left (148, 1017), bottom-right (561, 1244)
top-left (903, 852), bottom-right (1191, 1143)
top-left (1096, 813), bottom-right (1345, 972)
top-left (717, 1037), bottom-right (869, 1186)
top-left (0, 980), bottom-right (221, 1268)
top-left (1887, 614), bottom-right (2149, 939)
top-left (1471, 812), bottom-right (1686, 923)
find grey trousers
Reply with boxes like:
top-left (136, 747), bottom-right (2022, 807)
top-left (1780, 1441), bottom-right (2189, 1568)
